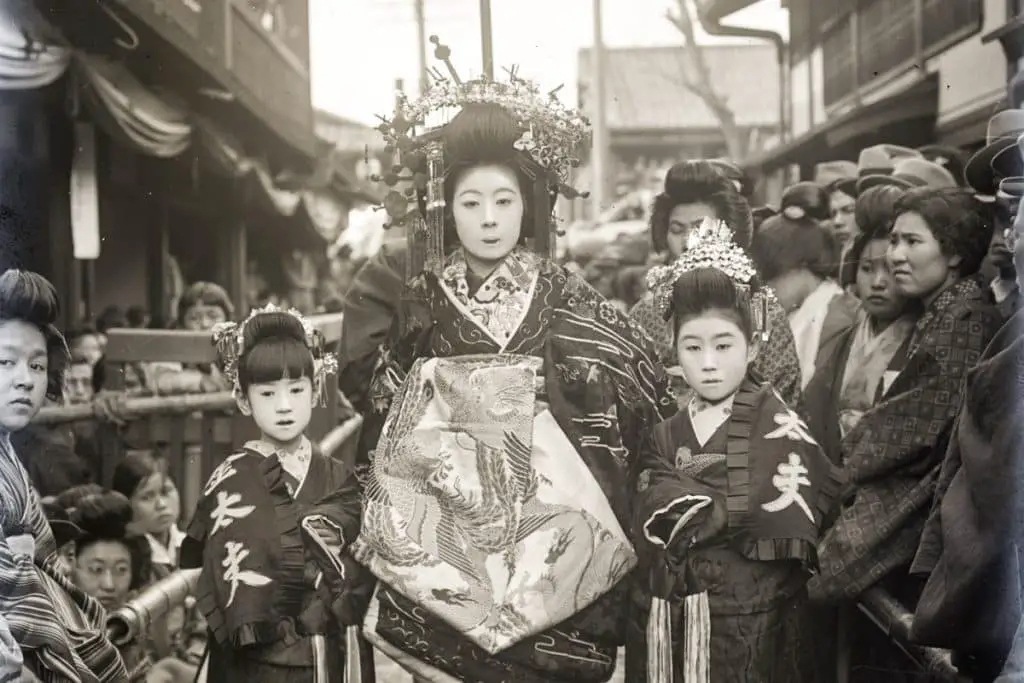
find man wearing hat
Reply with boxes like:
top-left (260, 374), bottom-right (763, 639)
top-left (856, 157), bottom-right (958, 194)
top-left (816, 160), bottom-right (858, 254)
top-left (964, 109), bottom-right (1024, 196)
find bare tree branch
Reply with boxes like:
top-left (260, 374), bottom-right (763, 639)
top-left (665, 0), bottom-right (748, 160)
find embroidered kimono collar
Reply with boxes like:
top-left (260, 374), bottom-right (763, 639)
top-left (244, 437), bottom-right (312, 487)
top-left (438, 247), bottom-right (541, 346)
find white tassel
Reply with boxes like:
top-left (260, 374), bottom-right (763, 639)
top-left (647, 596), bottom-right (673, 682)
top-left (344, 625), bottom-right (363, 682)
top-left (683, 591), bottom-right (711, 683)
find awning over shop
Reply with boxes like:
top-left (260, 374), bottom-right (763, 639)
top-left (745, 75), bottom-right (939, 172)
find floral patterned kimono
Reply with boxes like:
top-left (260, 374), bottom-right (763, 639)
top-left (626, 378), bottom-right (842, 682)
top-left (354, 247), bottom-right (673, 682)
top-left (182, 438), bottom-right (375, 683)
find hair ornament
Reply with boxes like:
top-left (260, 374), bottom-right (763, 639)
top-left (782, 205), bottom-right (806, 220)
top-left (211, 304), bottom-right (338, 407)
top-left (646, 218), bottom-right (757, 316)
top-left (372, 35), bottom-right (592, 231)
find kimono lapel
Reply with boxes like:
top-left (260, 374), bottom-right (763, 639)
top-left (243, 437), bottom-right (313, 498)
top-left (437, 248), bottom-right (540, 350)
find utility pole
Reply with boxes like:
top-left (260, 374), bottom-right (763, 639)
top-left (591, 0), bottom-right (608, 216)
top-left (479, 0), bottom-right (494, 79)
top-left (414, 0), bottom-right (428, 95)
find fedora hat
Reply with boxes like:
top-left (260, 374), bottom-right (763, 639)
top-left (989, 130), bottom-right (1024, 188)
top-left (834, 144), bottom-right (922, 197)
top-left (964, 109), bottom-right (1024, 195)
top-left (857, 157), bottom-right (957, 193)
top-left (814, 160), bottom-right (857, 188)
top-left (917, 145), bottom-right (966, 187)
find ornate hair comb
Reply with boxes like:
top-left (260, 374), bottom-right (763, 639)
top-left (645, 217), bottom-right (772, 340)
top-left (211, 304), bottom-right (338, 406)
top-left (374, 35), bottom-right (592, 229)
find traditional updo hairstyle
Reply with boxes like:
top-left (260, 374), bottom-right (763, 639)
top-left (780, 182), bottom-right (832, 223)
top-left (749, 213), bottom-right (839, 284)
top-left (650, 161), bottom-right (755, 253)
top-left (840, 185), bottom-right (904, 286)
top-left (65, 488), bottom-right (152, 591)
top-left (892, 187), bottom-right (992, 278)
top-left (236, 311), bottom-right (316, 394)
top-left (0, 269), bottom-right (69, 402)
top-left (414, 103), bottom-right (557, 253)
top-left (669, 267), bottom-right (765, 344)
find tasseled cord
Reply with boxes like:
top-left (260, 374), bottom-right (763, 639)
top-left (647, 592), bottom-right (710, 683)
top-left (310, 627), bottom-right (363, 682)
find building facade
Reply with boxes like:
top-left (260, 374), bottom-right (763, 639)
top-left (713, 0), bottom-right (1018, 198)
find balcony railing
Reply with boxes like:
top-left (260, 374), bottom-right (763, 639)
top-left (117, 0), bottom-right (314, 155)
top-left (820, 0), bottom-right (982, 108)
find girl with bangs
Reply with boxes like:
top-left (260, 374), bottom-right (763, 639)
top-left (181, 306), bottom-right (374, 682)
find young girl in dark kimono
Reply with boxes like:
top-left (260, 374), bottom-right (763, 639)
top-left (627, 220), bottom-right (842, 683)
top-left (181, 305), bottom-right (374, 682)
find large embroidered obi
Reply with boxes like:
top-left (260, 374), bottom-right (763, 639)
top-left (353, 354), bottom-right (637, 654)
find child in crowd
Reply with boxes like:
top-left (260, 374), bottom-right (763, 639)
top-left (112, 452), bottom-right (183, 576)
top-left (627, 220), bottom-right (842, 682)
top-left (181, 305), bottom-right (374, 682)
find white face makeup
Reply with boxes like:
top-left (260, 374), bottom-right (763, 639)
top-left (240, 376), bottom-right (313, 449)
top-left (0, 320), bottom-right (49, 432)
top-left (451, 164), bottom-right (524, 276)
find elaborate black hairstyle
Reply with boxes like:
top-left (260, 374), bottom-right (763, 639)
top-left (650, 160), bottom-right (754, 253)
top-left (0, 269), bottom-right (69, 402)
top-left (236, 310), bottom-right (315, 393)
top-left (780, 182), bottom-right (831, 223)
top-left (670, 267), bottom-right (764, 343)
top-left (66, 488), bottom-right (152, 590)
top-left (414, 103), bottom-right (558, 253)
top-left (750, 213), bottom-right (839, 283)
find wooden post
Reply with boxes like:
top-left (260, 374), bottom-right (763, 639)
top-left (148, 203), bottom-right (169, 328)
top-left (480, 0), bottom-right (494, 79)
top-left (591, 0), bottom-right (608, 216)
top-left (415, 0), bottom-right (429, 95)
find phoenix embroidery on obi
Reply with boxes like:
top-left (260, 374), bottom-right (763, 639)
top-left (354, 354), bottom-right (636, 654)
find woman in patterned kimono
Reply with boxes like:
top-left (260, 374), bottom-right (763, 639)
top-left (180, 306), bottom-right (374, 683)
top-left (625, 221), bottom-right (842, 682)
top-left (628, 160), bottom-right (804, 409)
top-left (0, 269), bottom-right (128, 682)
top-left (811, 188), bottom-right (1003, 604)
top-left (349, 53), bottom-right (673, 682)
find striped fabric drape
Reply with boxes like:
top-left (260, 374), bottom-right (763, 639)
top-left (0, 433), bottom-right (128, 683)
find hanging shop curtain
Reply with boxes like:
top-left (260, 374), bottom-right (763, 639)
top-left (0, 0), bottom-right (71, 90)
top-left (75, 54), bottom-right (192, 158)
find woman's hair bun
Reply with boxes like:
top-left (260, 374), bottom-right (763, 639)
top-left (242, 311), bottom-right (308, 352)
top-left (69, 490), bottom-right (133, 541)
top-left (780, 182), bottom-right (831, 222)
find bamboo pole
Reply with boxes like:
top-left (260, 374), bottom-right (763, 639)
top-left (857, 587), bottom-right (967, 681)
top-left (319, 414), bottom-right (363, 458)
top-left (33, 392), bottom-right (235, 425)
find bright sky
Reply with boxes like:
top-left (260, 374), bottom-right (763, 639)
top-left (310, 0), bottom-right (788, 124)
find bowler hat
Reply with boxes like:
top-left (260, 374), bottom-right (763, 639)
top-left (815, 160), bottom-right (857, 189)
top-left (964, 110), bottom-right (1024, 195)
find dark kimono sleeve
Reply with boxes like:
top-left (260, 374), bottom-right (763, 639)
top-left (631, 423), bottom-right (727, 562)
top-left (338, 239), bottom-right (408, 408)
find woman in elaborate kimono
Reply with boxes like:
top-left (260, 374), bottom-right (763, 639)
top-left (628, 160), bottom-right (804, 409)
top-left (348, 47), bottom-right (673, 682)
top-left (625, 220), bottom-right (842, 682)
top-left (181, 306), bottom-right (374, 683)
top-left (0, 269), bottom-right (128, 682)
